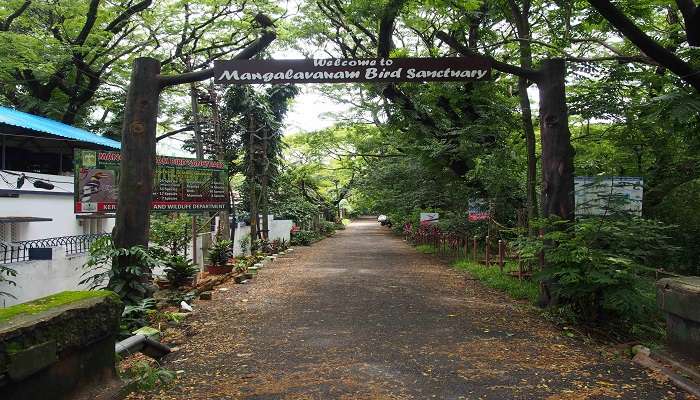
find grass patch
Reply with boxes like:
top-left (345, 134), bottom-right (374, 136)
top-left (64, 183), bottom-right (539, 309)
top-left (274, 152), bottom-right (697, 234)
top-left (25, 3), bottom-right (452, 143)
top-left (0, 290), bottom-right (116, 323)
top-left (453, 260), bottom-right (539, 303)
top-left (415, 244), bottom-right (437, 254)
top-left (341, 218), bottom-right (351, 226)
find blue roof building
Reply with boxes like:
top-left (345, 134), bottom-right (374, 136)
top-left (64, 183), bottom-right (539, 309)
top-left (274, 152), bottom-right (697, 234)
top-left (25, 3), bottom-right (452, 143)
top-left (0, 106), bottom-right (120, 175)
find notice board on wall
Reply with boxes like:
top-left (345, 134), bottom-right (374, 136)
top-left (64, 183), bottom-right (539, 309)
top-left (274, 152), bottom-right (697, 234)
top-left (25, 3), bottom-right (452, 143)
top-left (74, 150), bottom-right (227, 213)
top-left (574, 176), bottom-right (643, 216)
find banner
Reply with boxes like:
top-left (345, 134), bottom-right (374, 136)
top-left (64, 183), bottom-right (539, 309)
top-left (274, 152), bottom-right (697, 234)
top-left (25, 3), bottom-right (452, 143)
top-left (575, 176), bottom-right (643, 216)
top-left (74, 150), bottom-right (227, 213)
top-left (214, 57), bottom-right (491, 85)
top-left (468, 199), bottom-right (490, 222)
top-left (420, 212), bottom-right (439, 225)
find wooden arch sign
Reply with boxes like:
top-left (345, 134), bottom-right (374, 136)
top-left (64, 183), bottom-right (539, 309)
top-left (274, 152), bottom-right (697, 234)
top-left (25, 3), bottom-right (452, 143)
top-left (214, 57), bottom-right (492, 85)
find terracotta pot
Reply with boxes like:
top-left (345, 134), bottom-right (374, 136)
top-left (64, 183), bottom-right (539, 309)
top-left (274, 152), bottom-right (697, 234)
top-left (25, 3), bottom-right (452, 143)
top-left (207, 264), bottom-right (233, 275)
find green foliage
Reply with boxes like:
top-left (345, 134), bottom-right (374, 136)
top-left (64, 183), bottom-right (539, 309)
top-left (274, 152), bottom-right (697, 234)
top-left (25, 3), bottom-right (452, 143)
top-left (150, 214), bottom-right (192, 256)
top-left (0, 290), bottom-right (115, 323)
top-left (239, 235), bottom-right (251, 255)
top-left (163, 256), bottom-right (198, 288)
top-left (514, 217), bottom-right (676, 339)
top-left (82, 237), bottom-right (161, 305)
top-left (121, 360), bottom-right (176, 391)
top-left (120, 298), bottom-right (156, 337)
top-left (318, 220), bottom-right (337, 236)
top-left (0, 264), bottom-right (17, 299)
top-left (290, 230), bottom-right (320, 246)
top-left (453, 260), bottom-right (539, 303)
top-left (207, 239), bottom-right (232, 267)
top-left (415, 244), bottom-right (437, 254)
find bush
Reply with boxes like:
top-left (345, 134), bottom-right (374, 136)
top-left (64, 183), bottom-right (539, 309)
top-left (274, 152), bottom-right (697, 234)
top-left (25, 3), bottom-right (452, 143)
top-left (82, 236), bottom-right (161, 305)
top-left (514, 217), bottom-right (677, 339)
top-left (120, 298), bottom-right (156, 337)
top-left (163, 256), bottom-right (198, 287)
top-left (0, 264), bottom-right (17, 299)
top-left (207, 239), bottom-right (232, 267)
top-left (291, 230), bottom-right (320, 246)
top-left (318, 220), bottom-right (336, 236)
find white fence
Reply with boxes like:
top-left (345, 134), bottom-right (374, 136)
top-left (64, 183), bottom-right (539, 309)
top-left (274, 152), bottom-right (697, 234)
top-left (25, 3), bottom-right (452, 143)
top-left (1, 217), bottom-right (293, 307)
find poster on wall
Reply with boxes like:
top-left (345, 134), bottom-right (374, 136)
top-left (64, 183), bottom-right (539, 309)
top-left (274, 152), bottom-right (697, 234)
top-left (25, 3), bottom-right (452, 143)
top-left (468, 199), bottom-right (490, 222)
top-left (74, 150), bottom-right (228, 213)
top-left (419, 212), bottom-right (439, 225)
top-left (574, 176), bottom-right (643, 216)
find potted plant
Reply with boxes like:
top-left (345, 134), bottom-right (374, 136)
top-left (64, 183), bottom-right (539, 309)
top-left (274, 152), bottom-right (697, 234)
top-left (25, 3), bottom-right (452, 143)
top-left (206, 239), bottom-right (233, 275)
top-left (164, 255), bottom-right (199, 288)
top-left (234, 259), bottom-right (249, 283)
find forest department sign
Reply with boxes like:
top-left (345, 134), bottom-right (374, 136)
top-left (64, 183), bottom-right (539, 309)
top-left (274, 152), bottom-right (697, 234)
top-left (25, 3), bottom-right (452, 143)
top-left (214, 57), bottom-right (492, 84)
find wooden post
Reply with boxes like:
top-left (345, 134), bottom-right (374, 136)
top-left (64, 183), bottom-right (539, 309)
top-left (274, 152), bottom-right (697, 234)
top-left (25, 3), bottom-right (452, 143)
top-left (485, 235), bottom-right (490, 266)
top-left (472, 236), bottom-right (478, 262)
top-left (539, 228), bottom-right (545, 268)
top-left (192, 215), bottom-right (198, 267)
top-left (464, 236), bottom-right (468, 258)
top-left (498, 240), bottom-right (505, 271)
top-left (113, 58), bottom-right (161, 252)
top-left (248, 117), bottom-right (258, 244)
top-left (538, 59), bottom-right (574, 221)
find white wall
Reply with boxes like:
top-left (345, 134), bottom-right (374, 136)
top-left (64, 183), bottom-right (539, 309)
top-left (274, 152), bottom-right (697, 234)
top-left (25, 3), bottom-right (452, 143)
top-left (0, 171), bottom-right (115, 241)
top-left (230, 217), bottom-right (293, 257)
top-left (0, 248), bottom-right (100, 307)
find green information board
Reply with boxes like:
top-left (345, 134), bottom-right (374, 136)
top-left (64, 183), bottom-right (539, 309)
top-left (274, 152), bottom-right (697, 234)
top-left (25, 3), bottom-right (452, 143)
top-left (74, 150), bottom-right (227, 213)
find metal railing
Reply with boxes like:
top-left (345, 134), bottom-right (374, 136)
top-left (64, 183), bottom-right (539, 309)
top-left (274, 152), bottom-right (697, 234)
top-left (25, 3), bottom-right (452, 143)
top-left (0, 233), bottom-right (109, 264)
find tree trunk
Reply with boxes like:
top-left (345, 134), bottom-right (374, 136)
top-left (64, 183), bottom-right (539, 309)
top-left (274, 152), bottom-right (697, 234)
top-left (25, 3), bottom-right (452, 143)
top-left (519, 77), bottom-right (539, 233)
top-left (538, 59), bottom-right (575, 221)
top-left (248, 117), bottom-right (258, 248)
top-left (209, 83), bottom-right (230, 241)
top-left (260, 129), bottom-right (270, 241)
top-left (113, 57), bottom-right (161, 251)
top-left (189, 82), bottom-right (204, 160)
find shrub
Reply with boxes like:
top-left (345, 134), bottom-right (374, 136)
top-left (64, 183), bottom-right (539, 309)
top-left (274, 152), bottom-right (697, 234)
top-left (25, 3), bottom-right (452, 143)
top-left (207, 239), bottom-right (232, 267)
top-left (318, 220), bottom-right (337, 236)
top-left (82, 236), bottom-right (161, 305)
top-left (0, 264), bottom-right (17, 299)
top-left (150, 214), bottom-right (192, 256)
top-left (291, 230), bottom-right (319, 246)
top-left (120, 298), bottom-right (156, 337)
top-left (514, 217), bottom-right (677, 338)
top-left (163, 256), bottom-right (198, 287)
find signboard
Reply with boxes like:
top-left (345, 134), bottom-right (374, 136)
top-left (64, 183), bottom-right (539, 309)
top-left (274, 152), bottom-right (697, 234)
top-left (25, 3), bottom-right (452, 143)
top-left (74, 150), bottom-right (227, 213)
top-left (575, 176), bottom-right (643, 216)
top-left (420, 212), bottom-right (439, 225)
top-left (214, 57), bottom-right (491, 85)
top-left (468, 199), bottom-right (490, 222)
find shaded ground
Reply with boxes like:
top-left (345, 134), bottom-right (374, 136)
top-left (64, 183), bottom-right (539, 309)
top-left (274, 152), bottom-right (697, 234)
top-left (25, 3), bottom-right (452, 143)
top-left (142, 217), bottom-right (691, 399)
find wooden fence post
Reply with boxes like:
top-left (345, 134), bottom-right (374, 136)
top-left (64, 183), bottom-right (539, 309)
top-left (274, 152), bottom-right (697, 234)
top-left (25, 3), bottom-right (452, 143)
top-left (498, 240), bottom-right (505, 271)
top-left (473, 236), bottom-right (478, 262)
top-left (485, 235), bottom-right (490, 266)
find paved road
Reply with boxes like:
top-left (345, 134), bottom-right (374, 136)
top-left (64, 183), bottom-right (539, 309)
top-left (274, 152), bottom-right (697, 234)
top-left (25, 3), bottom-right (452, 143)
top-left (150, 217), bottom-right (688, 399)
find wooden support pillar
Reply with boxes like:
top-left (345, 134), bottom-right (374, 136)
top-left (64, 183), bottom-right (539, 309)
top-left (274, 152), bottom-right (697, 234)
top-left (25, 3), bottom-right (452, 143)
top-left (113, 57), bottom-right (161, 251)
top-left (498, 240), bottom-right (505, 271)
top-left (472, 236), bottom-right (478, 262)
top-left (485, 235), bottom-right (490, 266)
top-left (538, 59), bottom-right (574, 220)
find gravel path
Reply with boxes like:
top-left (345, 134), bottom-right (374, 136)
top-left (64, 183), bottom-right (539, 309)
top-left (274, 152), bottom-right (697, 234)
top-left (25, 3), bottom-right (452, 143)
top-left (148, 217), bottom-right (690, 399)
